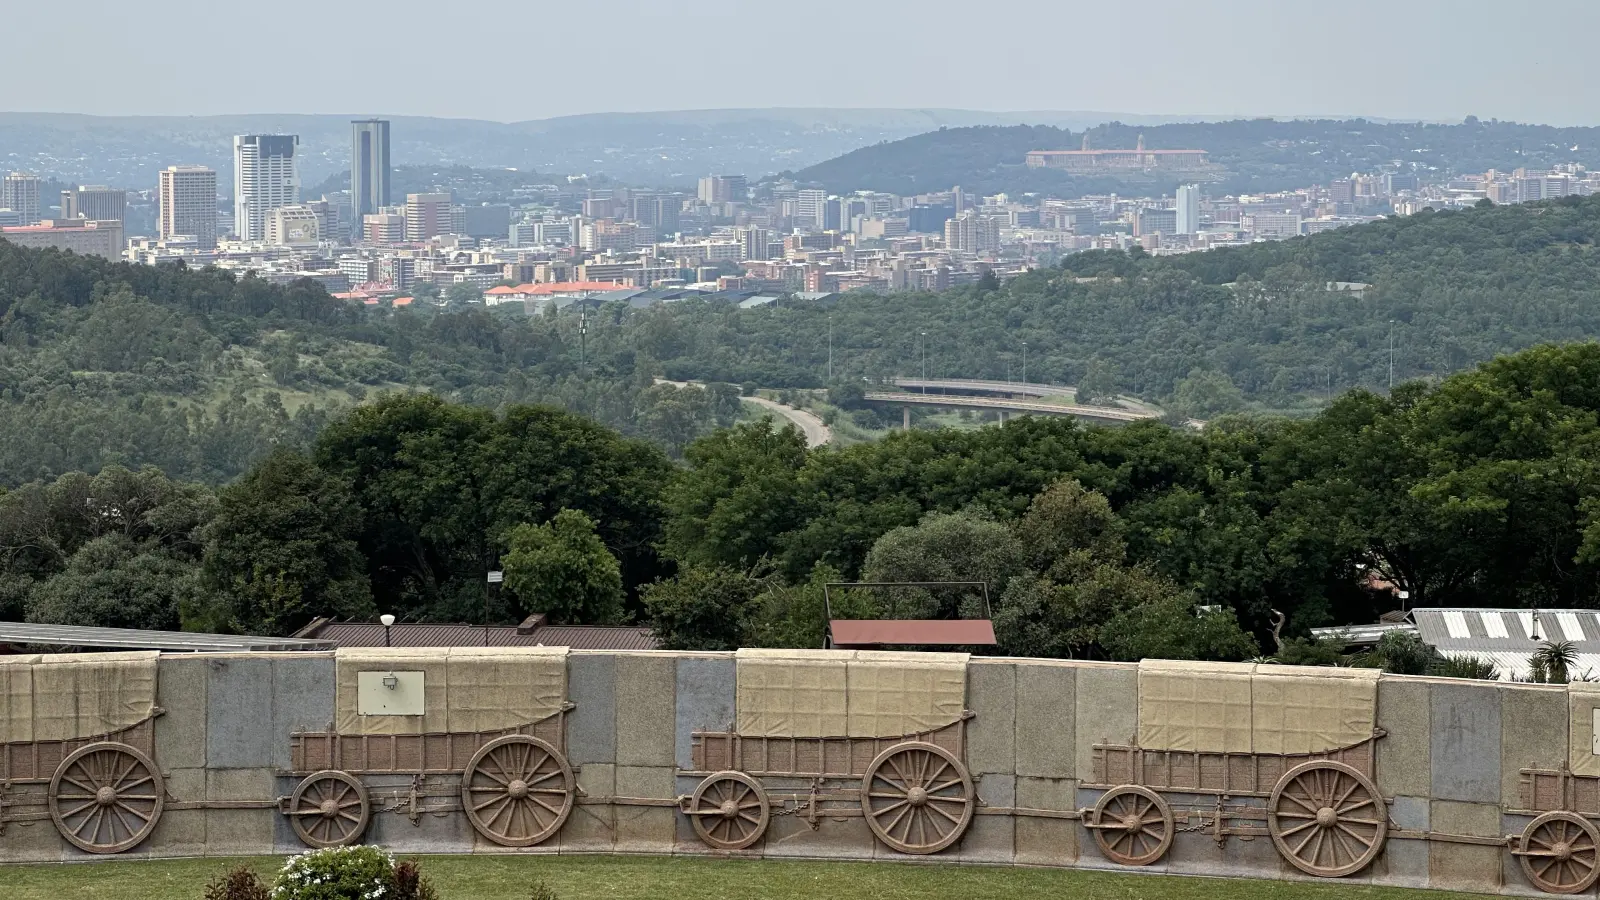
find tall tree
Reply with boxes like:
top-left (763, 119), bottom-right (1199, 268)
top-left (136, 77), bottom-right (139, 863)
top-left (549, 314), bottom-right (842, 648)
top-left (502, 509), bottom-right (624, 625)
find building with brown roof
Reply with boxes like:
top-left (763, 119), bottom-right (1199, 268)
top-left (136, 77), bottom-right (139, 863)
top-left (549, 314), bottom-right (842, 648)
top-left (292, 614), bottom-right (660, 651)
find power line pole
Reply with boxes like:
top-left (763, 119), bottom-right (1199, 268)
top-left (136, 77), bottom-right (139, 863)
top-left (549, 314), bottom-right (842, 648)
top-left (1022, 342), bottom-right (1028, 384)
top-left (1388, 319), bottom-right (1395, 389)
top-left (919, 331), bottom-right (927, 390)
top-left (827, 314), bottom-right (833, 383)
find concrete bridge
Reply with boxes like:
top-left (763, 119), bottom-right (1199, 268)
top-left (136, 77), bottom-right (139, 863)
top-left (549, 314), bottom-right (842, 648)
top-left (891, 378), bottom-right (1076, 400)
top-left (863, 390), bottom-right (1160, 427)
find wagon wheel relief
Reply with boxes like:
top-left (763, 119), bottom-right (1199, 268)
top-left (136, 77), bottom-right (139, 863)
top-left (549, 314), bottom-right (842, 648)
top-left (287, 770), bottom-right (371, 848)
top-left (1268, 760), bottom-right (1387, 877)
top-left (860, 741), bottom-right (974, 855)
top-left (687, 771), bottom-right (770, 850)
top-left (49, 742), bottom-right (165, 854)
top-left (1088, 785), bottom-right (1174, 866)
top-left (1517, 812), bottom-right (1600, 895)
top-left (461, 735), bottom-right (574, 847)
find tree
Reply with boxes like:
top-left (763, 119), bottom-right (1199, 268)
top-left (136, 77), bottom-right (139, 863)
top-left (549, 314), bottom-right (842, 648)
top-left (25, 534), bottom-right (199, 631)
top-left (1098, 591), bottom-right (1258, 662)
top-left (1530, 640), bottom-right (1580, 684)
top-left (502, 509), bottom-right (624, 625)
top-left (860, 510), bottom-right (1026, 619)
top-left (1013, 479), bottom-right (1124, 575)
top-left (662, 420), bottom-right (810, 570)
top-left (201, 448), bottom-right (374, 636)
top-left (444, 282), bottom-right (483, 306)
top-left (641, 566), bottom-right (766, 650)
top-left (411, 281), bottom-right (441, 302)
top-left (1168, 369), bottom-right (1245, 419)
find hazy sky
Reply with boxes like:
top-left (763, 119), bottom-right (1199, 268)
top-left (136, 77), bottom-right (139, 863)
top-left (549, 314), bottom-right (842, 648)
top-left (12, 0), bottom-right (1600, 125)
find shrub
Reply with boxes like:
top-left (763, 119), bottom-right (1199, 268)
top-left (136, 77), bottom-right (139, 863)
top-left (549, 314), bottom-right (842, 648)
top-left (271, 846), bottom-right (394, 900)
top-left (530, 881), bottom-right (559, 900)
top-left (391, 859), bottom-right (439, 900)
top-left (204, 866), bottom-right (270, 900)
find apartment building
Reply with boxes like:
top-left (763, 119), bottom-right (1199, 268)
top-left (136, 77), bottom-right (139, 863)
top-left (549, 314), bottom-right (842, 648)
top-left (158, 166), bottom-right (219, 248)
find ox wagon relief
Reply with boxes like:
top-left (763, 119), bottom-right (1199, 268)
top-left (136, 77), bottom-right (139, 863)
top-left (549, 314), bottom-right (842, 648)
top-left (681, 649), bottom-right (976, 854)
top-left (0, 652), bottom-right (166, 854)
top-left (280, 647), bottom-right (576, 849)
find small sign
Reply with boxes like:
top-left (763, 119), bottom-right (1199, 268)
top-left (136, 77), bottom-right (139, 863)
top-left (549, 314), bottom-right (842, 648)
top-left (487, 571), bottom-right (504, 583)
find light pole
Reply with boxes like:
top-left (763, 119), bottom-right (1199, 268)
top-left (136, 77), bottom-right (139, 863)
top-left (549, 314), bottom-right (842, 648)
top-left (379, 613), bottom-right (395, 647)
top-left (1388, 319), bottom-right (1395, 390)
top-left (1022, 342), bottom-right (1028, 384)
top-left (827, 314), bottom-right (833, 383)
top-left (579, 307), bottom-right (589, 374)
top-left (919, 332), bottom-right (927, 391)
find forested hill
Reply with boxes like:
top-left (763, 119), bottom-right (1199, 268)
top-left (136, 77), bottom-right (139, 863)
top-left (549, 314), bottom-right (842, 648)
top-left (0, 242), bottom-right (739, 486)
top-left (645, 194), bottom-right (1600, 417)
top-left (792, 118), bottom-right (1600, 197)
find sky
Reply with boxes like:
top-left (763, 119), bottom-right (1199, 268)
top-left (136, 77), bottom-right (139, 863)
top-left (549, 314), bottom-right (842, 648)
top-left (11, 0), bottom-right (1600, 125)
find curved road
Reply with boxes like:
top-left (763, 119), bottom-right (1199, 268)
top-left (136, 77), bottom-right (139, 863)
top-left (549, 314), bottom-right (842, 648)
top-left (743, 395), bottom-right (832, 447)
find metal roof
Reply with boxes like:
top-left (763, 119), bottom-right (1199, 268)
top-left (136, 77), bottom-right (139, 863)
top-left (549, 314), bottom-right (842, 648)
top-left (1412, 608), bottom-right (1600, 653)
top-left (828, 619), bottom-right (997, 648)
top-left (0, 621), bottom-right (335, 653)
top-left (298, 620), bottom-right (661, 651)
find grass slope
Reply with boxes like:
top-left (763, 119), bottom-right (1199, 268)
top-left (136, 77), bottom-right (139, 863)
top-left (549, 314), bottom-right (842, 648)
top-left (0, 855), bottom-right (1492, 900)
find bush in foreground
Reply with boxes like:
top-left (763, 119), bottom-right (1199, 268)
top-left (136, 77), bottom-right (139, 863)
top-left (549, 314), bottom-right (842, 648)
top-left (271, 846), bottom-right (394, 900)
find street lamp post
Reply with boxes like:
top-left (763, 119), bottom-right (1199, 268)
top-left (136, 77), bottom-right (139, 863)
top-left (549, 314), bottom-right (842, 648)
top-left (827, 314), bottom-right (833, 383)
top-left (919, 332), bottom-right (927, 391)
top-left (379, 613), bottom-right (395, 647)
top-left (1022, 342), bottom-right (1028, 384)
top-left (1388, 319), bottom-right (1395, 389)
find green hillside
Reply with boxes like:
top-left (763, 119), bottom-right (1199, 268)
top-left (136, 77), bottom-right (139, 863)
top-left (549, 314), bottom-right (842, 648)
top-left (792, 118), bottom-right (1600, 196)
top-left (0, 242), bottom-right (737, 485)
top-left (645, 194), bottom-right (1600, 419)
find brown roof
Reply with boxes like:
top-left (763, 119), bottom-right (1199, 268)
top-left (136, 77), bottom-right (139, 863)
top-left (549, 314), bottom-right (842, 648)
top-left (828, 619), bottom-right (997, 648)
top-left (295, 616), bottom-right (660, 651)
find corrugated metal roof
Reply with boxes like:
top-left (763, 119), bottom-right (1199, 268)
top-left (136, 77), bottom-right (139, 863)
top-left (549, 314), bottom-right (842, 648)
top-left (1435, 651), bottom-right (1600, 683)
top-left (0, 621), bottom-right (334, 652)
top-left (1413, 608), bottom-right (1600, 653)
top-left (828, 619), bottom-right (997, 648)
top-left (301, 621), bottom-right (660, 651)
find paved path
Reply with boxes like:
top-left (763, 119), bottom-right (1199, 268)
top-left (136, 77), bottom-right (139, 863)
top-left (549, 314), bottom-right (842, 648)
top-left (743, 395), bottom-right (832, 447)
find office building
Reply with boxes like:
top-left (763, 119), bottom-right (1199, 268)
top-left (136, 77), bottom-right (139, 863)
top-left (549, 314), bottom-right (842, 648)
top-left (61, 186), bottom-right (126, 223)
top-left (0, 219), bottom-right (122, 260)
top-left (404, 192), bottom-right (453, 241)
top-left (1242, 212), bottom-right (1303, 239)
top-left (2, 173), bottom-right (42, 225)
top-left (234, 134), bottom-right (299, 241)
top-left (363, 212), bottom-right (407, 245)
top-left (158, 166), bottom-right (219, 248)
top-left (944, 212), bottom-right (999, 253)
top-left (266, 205), bottom-right (321, 246)
top-left (697, 174), bottom-right (747, 205)
top-left (1176, 184), bottom-right (1200, 235)
top-left (735, 226), bottom-right (770, 261)
top-left (795, 189), bottom-right (828, 230)
top-left (350, 119), bottom-right (391, 241)
top-left (1133, 207), bottom-right (1178, 237)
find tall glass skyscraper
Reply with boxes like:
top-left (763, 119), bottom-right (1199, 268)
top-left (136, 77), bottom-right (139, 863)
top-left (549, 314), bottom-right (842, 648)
top-left (233, 135), bottom-right (299, 241)
top-left (351, 119), bottom-right (391, 240)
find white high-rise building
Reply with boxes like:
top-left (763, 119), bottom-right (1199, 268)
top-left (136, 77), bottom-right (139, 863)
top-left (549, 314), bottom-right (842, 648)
top-left (159, 166), bottom-right (219, 248)
top-left (1176, 184), bottom-right (1201, 235)
top-left (795, 189), bottom-right (828, 231)
top-left (233, 135), bottom-right (299, 241)
top-left (2, 173), bottom-right (42, 225)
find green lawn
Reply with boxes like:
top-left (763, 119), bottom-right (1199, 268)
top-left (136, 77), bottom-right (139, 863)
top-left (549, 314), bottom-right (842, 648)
top-left (0, 855), bottom-right (1493, 900)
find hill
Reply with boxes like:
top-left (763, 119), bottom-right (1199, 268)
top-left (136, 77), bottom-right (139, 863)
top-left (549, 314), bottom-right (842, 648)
top-left (0, 241), bottom-right (738, 486)
top-left (639, 194), bottom-right (1600, 418)
top-left (793, 118), bottom-right (1600, 196)
top-left (0, 107), bottom-right (1207, 192)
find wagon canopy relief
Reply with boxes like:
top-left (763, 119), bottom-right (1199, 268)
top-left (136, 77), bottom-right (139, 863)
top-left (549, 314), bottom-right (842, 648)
top-left (284, 646), bottom-right (574, 849)
top-left (688, 649), bottom-right (975, 854)
top-left (0, 652), bottom-right (163, 854)
top-left (1089, 660), bottom-right (1385, 876)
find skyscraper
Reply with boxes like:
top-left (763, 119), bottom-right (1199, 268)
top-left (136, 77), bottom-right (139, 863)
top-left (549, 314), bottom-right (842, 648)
top-left (233, 135), bottom-right (299, 241)
top-left (1176, 184), bottom-right (1201, 235)
top-left (350, 119), bottom-right (391, 241)
top-left (2, 173), bottom-right (42, 225)
top-left (159, 166), bottom-right (219, 248)
top-left (61, 186), bottom-right (126, 223)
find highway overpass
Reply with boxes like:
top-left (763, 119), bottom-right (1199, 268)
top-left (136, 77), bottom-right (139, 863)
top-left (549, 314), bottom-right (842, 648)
top-left (891, 378), bottom-right (1075, 400)
top-left (862, 391), bottom-right (1160, 426)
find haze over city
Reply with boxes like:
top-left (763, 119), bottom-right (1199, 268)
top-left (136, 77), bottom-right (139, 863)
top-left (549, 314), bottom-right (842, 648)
top-left (7, 0), bottom-right (1600, 124)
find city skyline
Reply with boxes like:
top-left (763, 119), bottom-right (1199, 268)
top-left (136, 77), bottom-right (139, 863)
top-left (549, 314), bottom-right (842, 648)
top-left (4, 0), bottom-right (1599, 125)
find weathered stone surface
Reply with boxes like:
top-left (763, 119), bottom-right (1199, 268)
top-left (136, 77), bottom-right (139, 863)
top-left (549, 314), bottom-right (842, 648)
top-left (675, 657), bottom-right (735, 771)
top-left (1428, 800), bottom-right (1504, 892)
top-left (1500, 683), bottom-right (1566, 809)
top-left (1432, 681), bottom-right (1502, 804)
top-left (1376, 676), bottom-right (1431, 799)
top-left (205, 656), bottom-right (273, 769)
top-left (959, 772), bottom-right (1015, 864)
top-left (155, 655), bottom-right (207, 770)
top-left (567, 653), bottom-right (616, 766)
top-left (966, 660), bottom-right (1015, 776)
top-left (1016, 661), bottom-right (1076, 778)
top-left (1073, 664), bottom-right (1136, 783)
top-left (270, 655), bottom-right (335, 770)
top-left (1014, 776), bottom-right (1078, 867)
top-left (615, 655), bottom-right (675, 767)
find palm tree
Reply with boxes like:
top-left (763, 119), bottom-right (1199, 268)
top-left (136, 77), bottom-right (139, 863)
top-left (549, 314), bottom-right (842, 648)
top-left (1530, 640), bottom-right (1579, 684)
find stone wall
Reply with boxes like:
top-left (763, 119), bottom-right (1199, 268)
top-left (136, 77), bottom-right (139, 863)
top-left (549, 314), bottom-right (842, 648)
top-left (0, 650), bottom-right (1578, 895)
